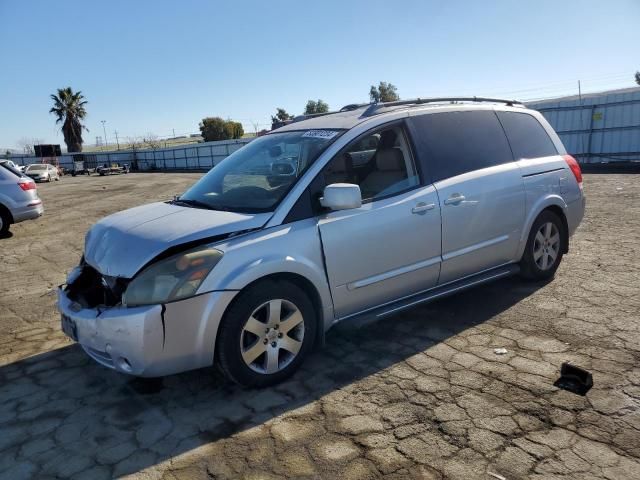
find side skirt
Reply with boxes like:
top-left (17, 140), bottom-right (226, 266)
top-left (336, 263), bottom-right (520, 327)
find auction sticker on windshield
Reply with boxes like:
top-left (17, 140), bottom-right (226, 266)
top-left (302, 130), bottom-right (339, 139)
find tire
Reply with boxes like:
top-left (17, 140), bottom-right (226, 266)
top-left (46, 175), bottom-right (51, 182)
top-left (0, 209), bottom-right (10, 236)
top-left (217, 280), bottom-right (317, 387)
top-left (520, 210), bottom-right (566, 280)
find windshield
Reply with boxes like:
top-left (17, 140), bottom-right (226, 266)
top-left (27, 164), bottom-right (47, 171)
top-left (179, 129), bottom-right (343, 213)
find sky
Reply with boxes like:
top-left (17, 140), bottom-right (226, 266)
top-left (0, 0), bottom-right (638, 151)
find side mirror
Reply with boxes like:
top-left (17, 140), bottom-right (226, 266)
top-left (320, 183), bottom-right (362, 211)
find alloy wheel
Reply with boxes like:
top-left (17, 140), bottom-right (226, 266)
top-left (240, 299), bottom-right (305, 374)
top-left (533, 221), bottom-right (560, 271)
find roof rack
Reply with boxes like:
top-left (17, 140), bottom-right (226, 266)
top-left (359, 96), bottom-right (524, 117)
top-left (289, 110), bottom-right (341, 124)
top-left (283, 96), bottom-right (523, 127)
top-left (288, 103), bottom-right (371, 123)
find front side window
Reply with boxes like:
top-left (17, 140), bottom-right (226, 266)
top-left (179, 129), bottom-right (342, 213)
top-left (496, 111), bottom-right (558, 160)
top-left (321, 125), bottom-right (419, 202)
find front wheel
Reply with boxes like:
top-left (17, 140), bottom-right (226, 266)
top-left (216, 280), bottom-right (317, 387)
top-left (520, 210), bottom-right (565, 280)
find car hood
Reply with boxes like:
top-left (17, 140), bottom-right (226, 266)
top-left (84, 202), bottom-right (271, 278)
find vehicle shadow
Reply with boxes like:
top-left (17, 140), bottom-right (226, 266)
top-left (0, 231), bottom-right (13, 240)
top-left (0, 277), bottom-right (544, 478)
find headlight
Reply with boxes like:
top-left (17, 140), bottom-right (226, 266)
top-left (122, 246), bottom-right (223, 307)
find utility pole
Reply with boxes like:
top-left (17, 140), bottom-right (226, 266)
top-left (578, 80), bottom-right (582, 104)
top-left (172, 128), bottom-right (176, 138)
top-left (114, 130), bottom-right (120, 150)
top-left (101, 120), bottom-right (108, 151)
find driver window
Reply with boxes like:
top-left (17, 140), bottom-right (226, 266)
top-left (322, 125), bottom-right (419, 202)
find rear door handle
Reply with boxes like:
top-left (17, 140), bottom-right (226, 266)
top-left (444, 193), bottom-right (466, 205)
top-left (411, 202), bottom-right (435, 214)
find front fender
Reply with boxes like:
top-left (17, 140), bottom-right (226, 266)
top-left (197, 220), bottom-right (335, 331)
top-left (517, 194), bottom-right (568, 259)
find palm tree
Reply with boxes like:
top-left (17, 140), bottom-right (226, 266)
top-left (49, 87), bottom-right (88, 152)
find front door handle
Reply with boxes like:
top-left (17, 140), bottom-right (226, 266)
top-left (444, 193), bottom-right (466, 205)
top-left (411, 202), bottom-right (435, 214)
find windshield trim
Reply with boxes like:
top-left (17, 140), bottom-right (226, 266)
top-left (180, 129), bottom-right (346, 214)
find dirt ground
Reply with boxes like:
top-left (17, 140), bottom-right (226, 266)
top-left (0, 173), bottom-right (639, 480)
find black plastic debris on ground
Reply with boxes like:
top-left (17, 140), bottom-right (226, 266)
top-left (554, 362), bottom-right (593, 396)
top-left (127, 377), bottom-right (165, 395)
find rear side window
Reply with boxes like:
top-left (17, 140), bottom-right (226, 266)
top-left (407, 111), bottom-right (513, 182)
top-left (0, 162), bottom-right (21, 179)
top-left (496, 111), bottom-right (557, 160)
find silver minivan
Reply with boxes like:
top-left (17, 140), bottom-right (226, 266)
top-left (0, 160), bottom-right (43, 235)
top-left (58, 98), bottom-right (585, 386)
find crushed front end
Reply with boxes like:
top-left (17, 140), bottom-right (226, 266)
top-left (58, 259), bottom-right (237, 377)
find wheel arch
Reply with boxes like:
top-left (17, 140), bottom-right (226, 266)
top-left (218, 272), bottom-right (328, 357)
top-left (518, 195), bottom-right (570, 259)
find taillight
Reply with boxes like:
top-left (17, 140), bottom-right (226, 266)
top-left (18, 180), bottom-right (36, 191)
top-left (563, 154), bottom-right (583, 188)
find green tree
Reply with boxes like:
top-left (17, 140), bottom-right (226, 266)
top-left (271, 108), bottom-right (293, 123)
top-left (200, 117), bottom-right (226, 141)
top-left (369, 81), bottom-right (400, 103)
top-left (635, 71), bottom-right (640, 86)
top-left (199, 117), bottom-right (244, 142)
top-left (304, 99), bottom-right (329, 115)
top-left (223, 120), bottom-right (244, 139)
top-left (49, 87), bottom-right (88, 152)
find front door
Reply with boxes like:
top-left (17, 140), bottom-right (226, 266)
top-left (316, 123), bottom-right (442, 319)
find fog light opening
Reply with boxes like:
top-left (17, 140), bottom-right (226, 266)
top-left (117, 357), bottom-right (132, 372)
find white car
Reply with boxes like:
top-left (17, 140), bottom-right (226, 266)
top-left (0, 161), bottom-right (43, 235)
top-left (25, 163), bottom-right (60, 182)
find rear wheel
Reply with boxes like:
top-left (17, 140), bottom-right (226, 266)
top-left (520, 210), bottom-right (565, 280)
top-left (0, 209), bottom-right (10, 236)
top-left (217, 280), bottom-right (317, 387)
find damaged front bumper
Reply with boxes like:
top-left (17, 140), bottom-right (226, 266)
top-left (57, 287), bottom-right (238, 377)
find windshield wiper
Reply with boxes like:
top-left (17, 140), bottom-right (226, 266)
top-left (171, 198), bottom-right (215, 210)
top-left (171, 198), bottom-right (233, 212)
